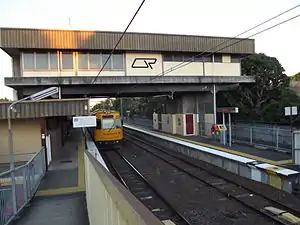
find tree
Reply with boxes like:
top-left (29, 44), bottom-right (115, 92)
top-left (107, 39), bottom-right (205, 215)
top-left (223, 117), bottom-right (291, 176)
top-left (290, 72), bottom-right (300, 81)
top-left (91, 98), bottom-right (115, 112)
top-left (222, 53), bottom-right (289, 119)
top-left (0, 97), bottom-right (10, 102)
top-left (219, 53), bottom-right (295, 122)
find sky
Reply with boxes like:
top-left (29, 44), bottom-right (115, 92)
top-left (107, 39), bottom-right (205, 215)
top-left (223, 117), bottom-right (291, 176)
top-left (0, 0), bottom-right (300, 100)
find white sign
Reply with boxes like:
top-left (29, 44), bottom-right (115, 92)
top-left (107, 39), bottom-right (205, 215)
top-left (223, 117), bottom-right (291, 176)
top-left (73, 116), bottom-right (96, 128)
top-left (285, 106), bottom-right (298, 116)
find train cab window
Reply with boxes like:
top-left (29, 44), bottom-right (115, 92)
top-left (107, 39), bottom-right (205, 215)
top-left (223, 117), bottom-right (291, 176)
top-left (96, 120), bottom-right (102, 129)
top-left (115, 118), bottom-right (122, 128)
top-left (102, 118), bottom-right (115, 129)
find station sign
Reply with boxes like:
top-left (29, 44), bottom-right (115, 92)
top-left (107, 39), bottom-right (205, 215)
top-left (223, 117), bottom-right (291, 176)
top-left (73, 116), bottom-right (96, 128)
top-left (216, 107), bottom-right (239, 113)
top-left (284, 106), bottom-right (298, 116)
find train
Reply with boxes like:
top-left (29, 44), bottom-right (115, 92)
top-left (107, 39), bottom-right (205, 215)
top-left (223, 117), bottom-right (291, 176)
top-left (89, 110), bottom-right (124, 148)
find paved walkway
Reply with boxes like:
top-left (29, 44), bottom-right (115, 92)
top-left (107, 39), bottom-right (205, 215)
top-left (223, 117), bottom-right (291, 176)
top-left (10, 128), bottom-right (89, 225)
top-left (128, 123), bottom-right (292, 166)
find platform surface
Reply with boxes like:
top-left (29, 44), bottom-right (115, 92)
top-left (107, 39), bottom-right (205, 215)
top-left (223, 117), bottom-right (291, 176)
top-left (10, 128), bottom-right (88, 225)
top-left (126, 123), bottom-right (292, 166)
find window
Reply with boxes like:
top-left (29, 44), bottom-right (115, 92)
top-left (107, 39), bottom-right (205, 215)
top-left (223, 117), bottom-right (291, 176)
top-left (23, 53), bottom-right (34, 70)
top-left (61, 52), bottom-right (74, 69)
top-left (115, 118), bottom-right (122, 128)
top-left (183, 54), bottom-right (193, 62)
top-left (163, 54), bottom-right (174, 61)
top-left (231, 55), bottom-right (240, 63)
top-left (102, 54), bottom-right (112, 70)
top-left (96, 120), bottom-right (101, 129)
top-left (78, 53), bottom-right (89, 69)
top-left (102, 119), bottom-right (114, 129)
top-left (35, 53), bottom-right (49, 69)
top-left (173, 54), bottom-right (183, 62)
top-left (214, 54), bottom-right (223, 63)
top-left (202, 55), bottom-right (213, 62)
top-left (89, 54), bottom-right (101, 69)
top-left (112, 54), bottom-right (123, 70)
top-left (50, 53), bottom-right (58, 69)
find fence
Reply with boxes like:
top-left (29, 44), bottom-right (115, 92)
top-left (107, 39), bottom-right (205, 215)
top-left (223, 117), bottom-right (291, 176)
top-left (127, 116), bottom-right (293, 152)
top-left (199, 122), bottom-right (292, 151)
top-left (0, 148), bottom-right (46, 225)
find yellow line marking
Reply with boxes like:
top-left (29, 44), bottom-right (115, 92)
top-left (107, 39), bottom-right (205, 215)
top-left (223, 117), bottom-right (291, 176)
top-left (147, 129), bottom-right (292, 165)
top-left (36, 187), bottom-right (85, 196)
top-left (77, 139), bottom-right (85, 189)
top-left (36, 137), bottom-right (86, 196)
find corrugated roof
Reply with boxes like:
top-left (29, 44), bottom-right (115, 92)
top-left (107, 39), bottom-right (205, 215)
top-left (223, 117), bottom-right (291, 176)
top-left (0, 27), bottom-right (255, 54)
top-left (0, 98), bottom-right (90, 120)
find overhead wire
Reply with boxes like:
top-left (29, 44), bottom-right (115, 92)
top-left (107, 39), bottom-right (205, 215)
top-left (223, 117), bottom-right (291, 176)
top-left (154, 4), bottom-right (300, 78)
top-left (115, 4), bottom-right (300, 95)
top-left (91, 0), bottom-right (147, 85)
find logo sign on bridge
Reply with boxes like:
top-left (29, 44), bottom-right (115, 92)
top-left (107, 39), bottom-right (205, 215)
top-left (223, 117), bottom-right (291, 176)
top-left (73, 116), bottom-right (96, 128)
top-left (131, 58), bottom-right (157, 69)
top-left (216, 107), bottom-right (239, 113)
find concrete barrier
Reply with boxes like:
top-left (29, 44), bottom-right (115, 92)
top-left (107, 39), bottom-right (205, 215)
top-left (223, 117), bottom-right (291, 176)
top-left (84, 137), bottom-right (162, 225)
top-left (124, 125), bottom-right (300, 194)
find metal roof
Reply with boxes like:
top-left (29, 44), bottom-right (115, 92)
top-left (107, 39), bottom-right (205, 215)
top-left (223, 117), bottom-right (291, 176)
top-left (0, 27), bottom-right (255, 55)
top-left (0, 98), bottom-right (90, 120)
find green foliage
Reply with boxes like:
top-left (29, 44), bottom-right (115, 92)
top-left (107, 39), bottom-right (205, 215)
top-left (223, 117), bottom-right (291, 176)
top-left (0, 97), bottom-right (10, 102)
top-left (91, 98), bottom-right (115, 112)
top-left (218, 53), bottom-right (300, 123)
top-left (290, 72), bottom-right (300, 81)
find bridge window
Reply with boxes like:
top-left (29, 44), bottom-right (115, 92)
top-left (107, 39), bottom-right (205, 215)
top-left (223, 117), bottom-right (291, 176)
top-left (89, 53), bottom-right (102, 69)
top-left (23, 53), bottom-right (35, 70)
top-left (231, 55), bottom-right (241, 63)
top-left (164, 53), bottom-right (213, 62)
top-left (35, 53), bottom-right (49, 69)
top-left (112, 54), bottom-right (123, 70)
top-left (50, 52), bottom-right (59, 69)
top-left (78, 53), bottom-right (89, 69)
top-left (214, 54), bottom-right (223, 63)
top-left (102, 54), bottom-right (112, 70)
top-left (61, 52), bottom-right (74, 70)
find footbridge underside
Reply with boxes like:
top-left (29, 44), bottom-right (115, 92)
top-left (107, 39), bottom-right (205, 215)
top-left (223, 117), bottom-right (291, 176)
top-left (5, 76), bottom-right (254, 97)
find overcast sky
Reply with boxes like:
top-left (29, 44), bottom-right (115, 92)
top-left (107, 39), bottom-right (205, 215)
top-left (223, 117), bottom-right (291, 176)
top-left (1, 0), bottom-right (300, 99)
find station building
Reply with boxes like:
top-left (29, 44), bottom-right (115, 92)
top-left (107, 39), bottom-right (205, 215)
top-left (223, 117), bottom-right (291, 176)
top-left (0, 27), bottom-right (255, 163)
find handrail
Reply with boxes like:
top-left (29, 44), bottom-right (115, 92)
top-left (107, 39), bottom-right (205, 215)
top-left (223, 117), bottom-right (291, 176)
top-left (0, 147), bottom-right (44, 176)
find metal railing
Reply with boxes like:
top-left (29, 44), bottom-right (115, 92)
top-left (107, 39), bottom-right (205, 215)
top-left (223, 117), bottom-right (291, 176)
top-left (126, 116), bottom-right (293, 152)
top-left (198, 122), bottom-right (292, 151)
top-left (0, 148), bottom-right (46, 225)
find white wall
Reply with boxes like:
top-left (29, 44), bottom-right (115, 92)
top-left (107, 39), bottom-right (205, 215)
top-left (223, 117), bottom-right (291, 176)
top-left (125, 53), bottom-right (163, 76)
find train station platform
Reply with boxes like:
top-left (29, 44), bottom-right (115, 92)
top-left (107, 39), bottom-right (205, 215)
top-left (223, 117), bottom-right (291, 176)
top-left (10, 129), bottom-right (89, 225)
top-left (128, 123), bottom-right (292, 166)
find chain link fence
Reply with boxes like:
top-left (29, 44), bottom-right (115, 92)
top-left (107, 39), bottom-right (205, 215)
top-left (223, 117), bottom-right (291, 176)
top-left (0, 148), bottom-right (46, 225)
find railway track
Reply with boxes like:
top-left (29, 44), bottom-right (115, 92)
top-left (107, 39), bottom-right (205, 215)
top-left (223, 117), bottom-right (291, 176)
top-left (124, 133), bottom-right (300, 225)
top-left (102, 150), bottom-right (192, 225)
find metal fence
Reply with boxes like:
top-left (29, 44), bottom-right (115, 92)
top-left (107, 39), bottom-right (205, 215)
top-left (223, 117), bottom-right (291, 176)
top-left (198, 122), bottom-right (292, 152)
top-left (0, 148), bottom-right (46, 225)
top-left (127, 116), bottom-right (293, 153)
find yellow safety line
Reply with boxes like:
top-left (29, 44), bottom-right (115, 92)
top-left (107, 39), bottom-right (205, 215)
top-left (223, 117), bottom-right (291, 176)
top-left (147, 129), bottom-right (292, 165)
top-left (77, 139), bottom-right (85, 189)
top-left (36, 186), bottom-right (85, 197)
top-left (36, 138), bottom-right (86, 196)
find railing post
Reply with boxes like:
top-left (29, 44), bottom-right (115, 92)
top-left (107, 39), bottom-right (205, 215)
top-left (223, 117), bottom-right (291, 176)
top-left (276, 128), bottom-right (279, 149)
top-left (23, 165), bottom-right (28, 202)
top-left (250, 127), bottom-right (253, 144)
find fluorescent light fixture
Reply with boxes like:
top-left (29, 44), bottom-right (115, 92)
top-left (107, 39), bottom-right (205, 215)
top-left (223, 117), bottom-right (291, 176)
top-left (29, 87), bottom-right (59, 101)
